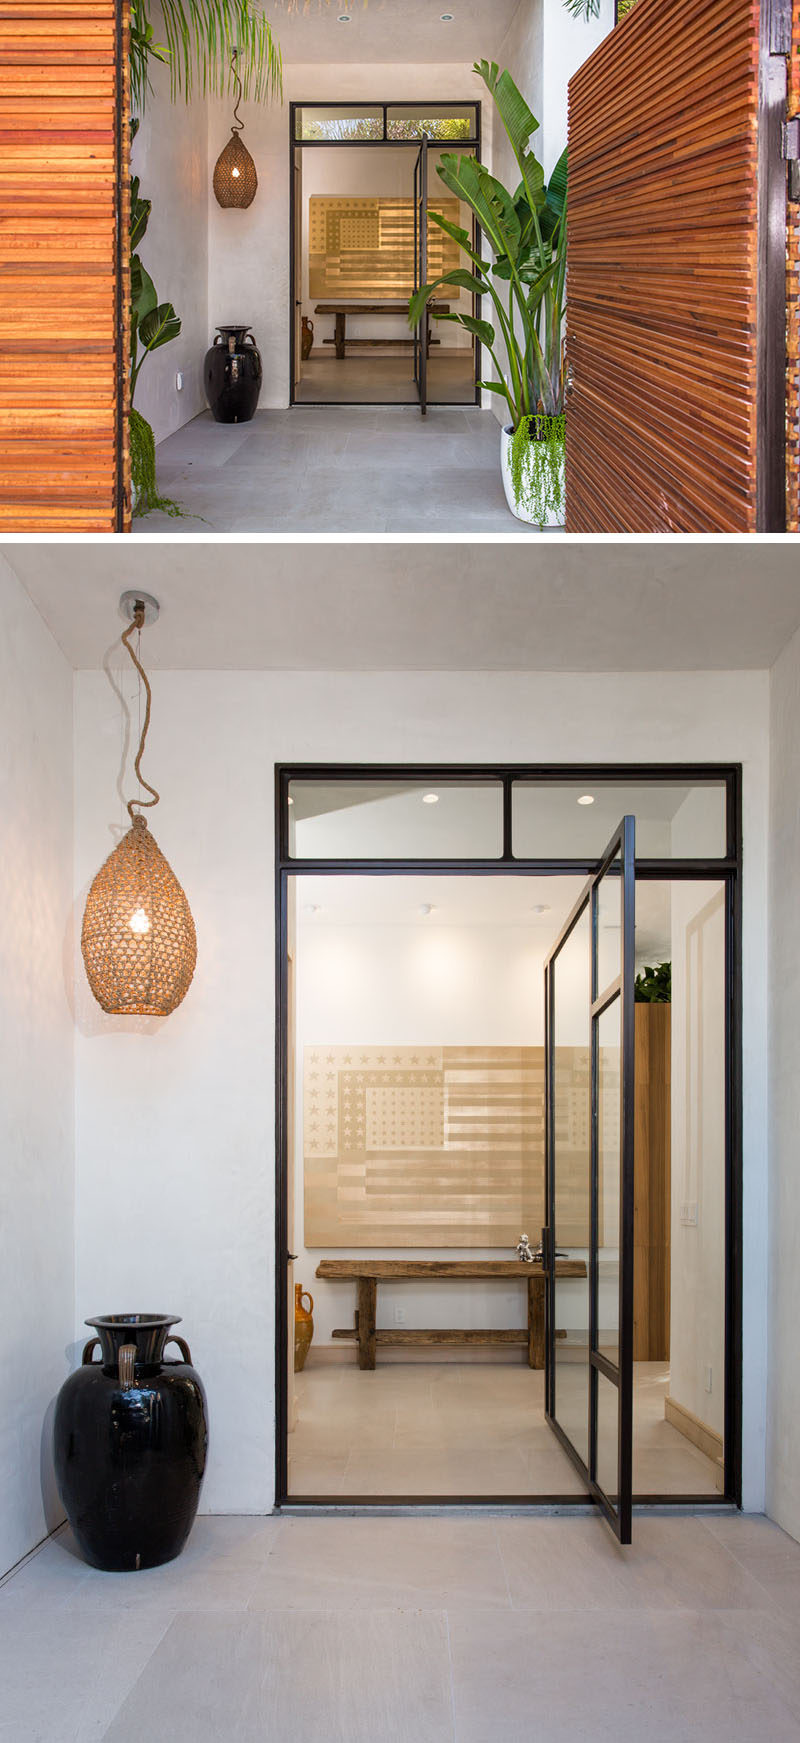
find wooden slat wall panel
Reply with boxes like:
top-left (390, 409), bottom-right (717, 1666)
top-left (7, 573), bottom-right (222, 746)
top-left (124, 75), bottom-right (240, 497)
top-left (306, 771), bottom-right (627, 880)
top-left (0, 1), bottom-right (129, 530)
top-left (565, 0), bottom-right (760, 533)
top-left (788, 0), bottom-right (800, 531)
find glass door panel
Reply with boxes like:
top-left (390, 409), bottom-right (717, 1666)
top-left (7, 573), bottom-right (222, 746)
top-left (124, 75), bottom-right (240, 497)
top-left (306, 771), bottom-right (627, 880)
top-left (551, 902), bottom-right (591, 1469)
top-left (545, 816), bottom-right (635, 1542)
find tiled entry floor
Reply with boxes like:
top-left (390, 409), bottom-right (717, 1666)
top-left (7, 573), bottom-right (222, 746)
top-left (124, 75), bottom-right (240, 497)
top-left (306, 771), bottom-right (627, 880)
top-left (289, 1360), bottom-right (721, 1498)
top-left (133, 407), bottom-right (546, 535)
top-left (2, 1513), bottom-right (800, 1740)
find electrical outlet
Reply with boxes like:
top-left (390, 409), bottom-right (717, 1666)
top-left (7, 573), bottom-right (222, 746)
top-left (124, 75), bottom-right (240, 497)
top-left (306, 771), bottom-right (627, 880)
top-left (175, 371), bottom-right (184, 391)
top-left (705, 1366), bottom-right (713, 1393)
top-left (680, 1201), bottom-right (698, 1226)
top-left (393, 1306), bottom-right (406, 1326)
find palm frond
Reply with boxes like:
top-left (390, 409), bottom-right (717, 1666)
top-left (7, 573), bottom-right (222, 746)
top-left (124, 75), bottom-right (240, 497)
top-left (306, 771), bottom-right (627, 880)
top-left (561, 0), bottom-right (601, 17)
top-left (131, 0), bottom-right (283, 110)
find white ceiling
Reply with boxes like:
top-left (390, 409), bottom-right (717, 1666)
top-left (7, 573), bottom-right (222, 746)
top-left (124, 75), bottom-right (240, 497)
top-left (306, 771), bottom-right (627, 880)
top-left (296, 872), bottom-right (673, 961)
top-left (6, 542), bottom-right (800, 672)
top-left (263, 0), bottom-right (521, 66)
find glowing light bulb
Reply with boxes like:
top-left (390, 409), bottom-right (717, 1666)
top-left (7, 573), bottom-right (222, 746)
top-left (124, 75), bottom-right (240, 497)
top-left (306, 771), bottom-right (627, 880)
top-left (422, 792), bottom-right (439, 804)
top-left (577, 794), bottom-right (595, 806)
top-left (232, 166), bottom-right (240, 177)
top-left (129, 907), bottom-right (151, 935)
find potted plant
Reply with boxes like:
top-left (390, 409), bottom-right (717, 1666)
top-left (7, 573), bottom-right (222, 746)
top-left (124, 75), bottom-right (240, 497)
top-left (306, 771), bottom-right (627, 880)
top-left (409, 60), bottom-right (568, 528)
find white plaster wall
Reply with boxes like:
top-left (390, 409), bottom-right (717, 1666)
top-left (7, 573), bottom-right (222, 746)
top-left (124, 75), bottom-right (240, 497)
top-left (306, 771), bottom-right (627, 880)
top-left (543, 0), bottom-right (615, 174)
top-left (0, 562), bottom-right (74, 1576)
top-left (73, 667), bottom-right (769, 1514)
top-left (132, 19), bottom-right (209, 444)
top-left (207, 63), bottom-right (489, 409)
top-left (767, 623), bottom-right (800, 1541)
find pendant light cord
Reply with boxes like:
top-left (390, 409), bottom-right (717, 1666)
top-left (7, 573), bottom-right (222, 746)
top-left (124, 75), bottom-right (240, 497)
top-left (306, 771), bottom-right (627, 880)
top-left (121, 604), bottom-right (160, 821)
top-left (230, 47), bottom-right (245, 133)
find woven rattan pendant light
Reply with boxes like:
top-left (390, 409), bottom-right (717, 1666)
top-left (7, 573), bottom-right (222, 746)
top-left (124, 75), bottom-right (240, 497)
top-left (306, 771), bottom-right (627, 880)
top-left (213, 49), bottom-right (257, 208)
top-left (81, 593), bottom-right (197, 1017)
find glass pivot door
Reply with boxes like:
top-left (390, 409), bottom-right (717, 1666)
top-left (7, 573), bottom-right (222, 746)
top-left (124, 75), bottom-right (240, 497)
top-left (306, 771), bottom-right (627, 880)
top-left (544, 817), bottom-right (635, 1542)
top-left (413, 137), bottom-right (429, 416)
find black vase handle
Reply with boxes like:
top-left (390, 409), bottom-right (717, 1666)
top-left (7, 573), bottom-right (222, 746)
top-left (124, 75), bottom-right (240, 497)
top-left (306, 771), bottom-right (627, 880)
top-left (165, 1334), bottom-right (192, 1364)
top-left (82, 1337), bottom-right (101, 1365)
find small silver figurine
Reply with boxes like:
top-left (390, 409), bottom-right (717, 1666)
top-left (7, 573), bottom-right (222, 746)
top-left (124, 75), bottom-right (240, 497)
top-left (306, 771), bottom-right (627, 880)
top-left (516, 1232), bottom-right (535, 1263)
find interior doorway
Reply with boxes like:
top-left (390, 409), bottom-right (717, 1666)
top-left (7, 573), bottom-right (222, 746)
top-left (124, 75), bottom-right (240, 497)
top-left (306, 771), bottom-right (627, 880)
top-left (289, 103), bottom-right (482, 408)
top-left (275, 767), bottom-right (741, 1533)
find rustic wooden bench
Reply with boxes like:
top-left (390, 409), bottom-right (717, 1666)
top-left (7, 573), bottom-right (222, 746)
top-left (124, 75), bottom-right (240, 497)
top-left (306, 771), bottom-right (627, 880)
top-left (313, 300), bottom-right (451, 359)
top-left (315, 1258), bottom-right (587, 1371)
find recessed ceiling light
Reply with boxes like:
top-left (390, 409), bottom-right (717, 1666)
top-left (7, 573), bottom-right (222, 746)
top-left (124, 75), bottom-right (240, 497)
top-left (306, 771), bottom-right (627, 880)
top-left (419, 903), bottom-right (437, 917)
top-left (530, 903), bottom-right (551, 915)
top-left (337, 12), bottom-right (351, 20)
top-left (422, 792), bottom-right (439, 804)
top-left (440, 11), bottom-right (454, 19)
top-left (577, 793), bottom-right (595, 806)
top-left (304, 904), bottom-right (321, 915)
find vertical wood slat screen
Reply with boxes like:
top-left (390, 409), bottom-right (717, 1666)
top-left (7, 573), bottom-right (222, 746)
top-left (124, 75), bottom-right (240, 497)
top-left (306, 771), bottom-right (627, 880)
top-left (0, 0), bottom-right (129, 531)
top-left (788, 0), bottom-right (800, 532)
top-left (565, 0), bottom-right (760, 533)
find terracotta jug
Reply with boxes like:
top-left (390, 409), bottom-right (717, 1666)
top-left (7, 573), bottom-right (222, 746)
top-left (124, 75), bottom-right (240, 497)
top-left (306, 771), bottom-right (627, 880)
top-left (294, 1285), bottom-right (314, 1372)
top-left (301, 316), bottom-right (314, 360)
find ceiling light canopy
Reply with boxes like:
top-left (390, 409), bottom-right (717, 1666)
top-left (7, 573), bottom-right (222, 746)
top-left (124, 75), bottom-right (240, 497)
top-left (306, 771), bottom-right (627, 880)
top-left (577, 793), bottom-right (595, 806)
top-left (81, 595), bottom-right (197, 1017)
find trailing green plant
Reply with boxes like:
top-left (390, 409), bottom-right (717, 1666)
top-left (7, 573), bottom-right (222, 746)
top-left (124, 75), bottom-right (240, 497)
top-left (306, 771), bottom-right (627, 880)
top-left (129, 119), bottom-right (184, 517)
top-left (130, 0), bottom-right (282, 111)
top-left (634, 962), bottom-right (672, 1004)
top-left (510, 413), bottom-right (566, 528)
top-left (561, 0), bottom-right (600, 15)
top-left (408, 62), bottom-right (568, 513)
top-left (129, 408), bottom-right (185, 517)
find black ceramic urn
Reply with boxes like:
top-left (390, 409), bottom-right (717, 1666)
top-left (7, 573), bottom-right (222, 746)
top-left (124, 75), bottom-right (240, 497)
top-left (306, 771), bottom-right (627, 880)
top-left (204, 324), bottom-right (262, 423)
top-left (54, 1314), bottom-right (208, 1572)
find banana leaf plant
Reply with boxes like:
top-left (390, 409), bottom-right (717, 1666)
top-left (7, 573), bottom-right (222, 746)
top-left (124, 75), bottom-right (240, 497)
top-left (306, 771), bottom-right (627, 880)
top-left (408, 60), bottom-right (568, 430)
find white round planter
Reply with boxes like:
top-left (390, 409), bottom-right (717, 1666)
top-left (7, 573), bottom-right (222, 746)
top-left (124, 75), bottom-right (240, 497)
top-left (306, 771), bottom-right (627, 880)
top-left (501, 423), bottom-right (565, 529)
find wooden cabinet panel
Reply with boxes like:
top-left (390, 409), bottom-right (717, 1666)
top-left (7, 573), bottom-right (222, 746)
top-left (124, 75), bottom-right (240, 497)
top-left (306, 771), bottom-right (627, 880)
top-left (634, 1002), bottom-right (671, 1362)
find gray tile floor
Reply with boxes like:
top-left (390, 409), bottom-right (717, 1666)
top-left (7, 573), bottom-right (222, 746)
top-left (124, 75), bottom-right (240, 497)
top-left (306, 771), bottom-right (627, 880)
top-left (134, 406), bottom-right (544, 535)
top-left (2, 1511), bottom-right (800, 1740)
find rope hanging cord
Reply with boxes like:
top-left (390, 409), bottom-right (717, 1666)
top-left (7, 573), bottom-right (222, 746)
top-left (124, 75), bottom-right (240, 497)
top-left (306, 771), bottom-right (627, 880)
top-left (230, 48), bottom-right (245, 133)
top-left (121, 604), bottom-right (160, 820)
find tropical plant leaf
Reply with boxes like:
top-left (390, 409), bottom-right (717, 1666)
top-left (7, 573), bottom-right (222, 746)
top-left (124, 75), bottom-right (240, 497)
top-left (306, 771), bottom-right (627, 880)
top-left (139, 301), bottom-right (182, 352)
top-left (473, 60), bottom-right (545, 217)
top-left (408, 270), bottom-right (485, 329)
top-left (130, 0), bottom-right (283, 110)
top-left (130, 179), bottom-right (151, 252)
top-left (436, 312), bottom-right (495, 348)
top-left (428, 209), bottom-right (490, 272)
top-left (131, 256), bottom-right (157, 323)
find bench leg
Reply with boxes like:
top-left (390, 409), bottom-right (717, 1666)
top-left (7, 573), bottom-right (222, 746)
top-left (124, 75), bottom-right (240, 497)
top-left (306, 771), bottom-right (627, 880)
top-left (334, 312), bottom-right (346, 360)
top-left (528, 1275), bottom-right (545, 1369)
top-left (357, 1278), bottom-right (377, 1369)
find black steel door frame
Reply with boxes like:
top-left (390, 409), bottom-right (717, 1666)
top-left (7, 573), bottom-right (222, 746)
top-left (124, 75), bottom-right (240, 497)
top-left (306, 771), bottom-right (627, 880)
top-left (543, 816), bottom-right (636, 1542)
top-left (413, 136), bottom-right (428, 416)
top-left (288, 100), bottom-right (482, 409)
top-left (274, 762), bottom-right (743, 1513)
